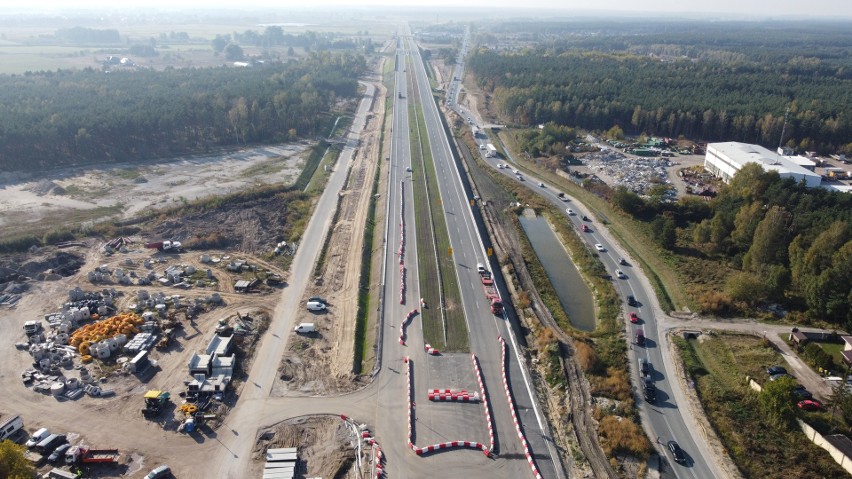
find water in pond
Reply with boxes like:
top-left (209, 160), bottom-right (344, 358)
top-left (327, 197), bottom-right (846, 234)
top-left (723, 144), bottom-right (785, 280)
top-left (519, 215), bottom-right (596, 331)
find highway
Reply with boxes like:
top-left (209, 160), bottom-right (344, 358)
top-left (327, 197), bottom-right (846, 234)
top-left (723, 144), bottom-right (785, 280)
top-left (462, 116), bottom-right (724, 478)
top-left (403, 27), bottom-right (565, 479)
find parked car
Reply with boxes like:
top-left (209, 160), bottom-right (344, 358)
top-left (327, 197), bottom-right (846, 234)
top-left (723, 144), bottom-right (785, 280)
top-left (668, 441), bottom-right (686, 463)
top-left (595, 244), bottom-right (606, 252)
top-left (308, 296), bottom-right (328, 305)
top-left (629, 312), bottom-right (639, 324)
top-left (36, 434), bottom-right (67, 455)
top-left (294, 323), bottom-right (316, 334)
top-left (798, 399), bottom-right (823, 411)
top-left (615, 270), bottom-right (627, 279)
top-left (145, 465), bottom-right (172, 479)
top-left (627, 295), bottom-right (638, 306)
top-left (306, 301), bottom-right (327, 312)
top-left (48, 443), bottom-right (72, 463)
top-left (566, 208), bottom-right (575, 215)
top-left (767, 365), bottom-right (788, 376)
top-left (793, 385), bottom-right (813, 400)
top-left (769, 373), bottom-right (789, 381)
top-left (26, 428), bottom-right (50, 448)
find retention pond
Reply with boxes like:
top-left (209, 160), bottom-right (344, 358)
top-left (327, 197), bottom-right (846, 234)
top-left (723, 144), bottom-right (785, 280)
top-left (519, 214), bottom-right (596, 331)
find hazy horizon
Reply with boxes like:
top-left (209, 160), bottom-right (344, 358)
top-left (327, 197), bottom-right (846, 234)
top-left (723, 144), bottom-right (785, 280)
top-left (1, 0), bottom-right (850, 19)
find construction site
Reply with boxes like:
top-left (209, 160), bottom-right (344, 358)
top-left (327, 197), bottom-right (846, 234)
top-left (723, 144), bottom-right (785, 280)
top-left (0, 52), bottom-right (389, 477)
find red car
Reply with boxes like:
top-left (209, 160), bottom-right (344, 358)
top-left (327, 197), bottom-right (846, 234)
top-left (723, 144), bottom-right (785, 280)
top-left (629, 312), bottom-right (639, 323)
top-left (582, 224), bottom-right (590, 232)
top-left (798, 399), bottom-right (823, 411)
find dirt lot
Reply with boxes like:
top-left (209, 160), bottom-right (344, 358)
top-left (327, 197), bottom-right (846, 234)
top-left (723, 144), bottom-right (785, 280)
top-left (0, 234), bottom-right (285, 477)
top-left (273, 64), bottom-right (387, 397)
top-left (251, 415), bottom-right (357, 479)
top-left (0, 143), bottom-right (308, 236)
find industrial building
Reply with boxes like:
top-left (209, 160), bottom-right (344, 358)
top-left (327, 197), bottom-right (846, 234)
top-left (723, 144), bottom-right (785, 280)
top-left (704, 142), bottom-right (822, 188)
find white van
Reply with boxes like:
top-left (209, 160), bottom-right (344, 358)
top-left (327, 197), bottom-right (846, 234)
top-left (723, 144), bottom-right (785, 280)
top-left (306, 301), bottom-right (326, 312)
top-left (145, 464), bottom-right (171, 479)
top-left (0, 415), bottom-right (23, 441)
top-left (476, 263), bottom-right (486, 274)
top-left (294, 323), bottom-right (316, 334)
top-left (26, 427), bottom-right (49, 447)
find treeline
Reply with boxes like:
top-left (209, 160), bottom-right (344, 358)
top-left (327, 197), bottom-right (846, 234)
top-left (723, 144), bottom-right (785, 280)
top-left (225, 27), bottom-right (374, 53)
top-left (468, 23), bottom-right (852, 154)
top-left (609, 164), bottom-right (852, 325)
top-left (0, 52), bottom-right (366, 172)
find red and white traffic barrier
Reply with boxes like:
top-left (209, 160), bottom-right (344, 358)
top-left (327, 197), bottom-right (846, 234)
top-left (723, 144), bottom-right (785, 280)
top-left (399, 309), bottom-right (418, 345)
top-left (498, 336), bottom-right (542, 479)
top-left (364, 436), bottom-right (385, 478)
top-left (424, 343), bottom-right (440, 355)
top-left (428, 392), bottom-right (480, 402)
top-left (404, 356), bottom-right (491, 457)
top-left (471, 353), bottom-right (495, 453)
top-left (399, 264), bottom-right (406, 304)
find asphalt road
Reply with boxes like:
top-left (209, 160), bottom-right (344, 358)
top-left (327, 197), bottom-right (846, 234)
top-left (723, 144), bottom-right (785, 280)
top-left (404, 28), bottom-right (565, 479)
top-left (466, 131), bottom-right (724, 478)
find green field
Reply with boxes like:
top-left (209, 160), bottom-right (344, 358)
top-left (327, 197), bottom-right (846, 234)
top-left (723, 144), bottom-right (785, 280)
top-left (676, 333), bottom-right (848, 479)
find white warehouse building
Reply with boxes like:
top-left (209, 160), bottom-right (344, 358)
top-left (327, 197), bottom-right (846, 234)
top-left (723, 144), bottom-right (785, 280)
top-left (704, 142), bottom-right (822, 188)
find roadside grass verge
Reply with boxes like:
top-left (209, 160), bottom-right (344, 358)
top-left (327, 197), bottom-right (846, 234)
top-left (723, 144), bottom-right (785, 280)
top-left (305, 143), bottom-right (341, 194)
top-left (352, 53), bottom-right (396, 373)
top-left (495, 130), bottom-right (685, 313)
top-left (674, 333), bottom-right (849, 478)
top-left (412, 103), bottom-right (468, 352)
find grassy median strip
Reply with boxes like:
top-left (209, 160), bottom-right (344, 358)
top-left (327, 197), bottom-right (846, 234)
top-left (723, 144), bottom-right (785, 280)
top-left (412, 103), bottom-right (468, 352)
top-left (408, 103), bottom-right (445, 350)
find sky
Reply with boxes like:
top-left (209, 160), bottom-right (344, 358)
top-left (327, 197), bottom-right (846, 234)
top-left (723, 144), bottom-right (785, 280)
top-left (2, 0), bottom-right (850, 18)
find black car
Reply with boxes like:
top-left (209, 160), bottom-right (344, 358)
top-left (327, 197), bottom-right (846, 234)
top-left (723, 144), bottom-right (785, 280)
top-left (770, 373), bottom-right (789, 381)
top-left (582, 215), bottom-right (590, 221)
top-left (642, 378), bottom-right (656, 402)
top-left (308, 296), bottom-right (328, 305)
top-left (767, 365), bottom-right (788, 376)
top-left (668, 441), bottom-right (686, 464)
top-left (627, 295), bottom-right (638, 307)
top-left (793, 385), bottom-right (813, 400)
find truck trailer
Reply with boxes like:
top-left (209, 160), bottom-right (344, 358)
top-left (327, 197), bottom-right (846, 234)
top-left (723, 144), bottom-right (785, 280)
top-left (478, 266), bottom-right (504, 315)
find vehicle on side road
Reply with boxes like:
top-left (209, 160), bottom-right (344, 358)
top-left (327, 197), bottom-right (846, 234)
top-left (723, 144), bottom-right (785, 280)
top-left (615, 270), bottom-right (627, 279)
top-left (557, 192), bottom-right (568, 201)
top-left (635, 329), bottom-right (645, 346)
top-left (595, 244), bottom-right (605, 252)
top-left (668, 441), bottom-right (686, 463)
top-left (629, 312), bottom-right (639, 324)
top-left (627, 295), bottom-right (638, 306)
top-left (642, 377), bottom-right (656, 402)
top-left (538, 182), bottom-right (545, 187)
top-left (640, 357), bottom-right (651, 377)
top-left (767, 365), bottom-right (788, 376)
top-left (619, 257), bottom-right (628, 265)
top-left (581, 224), bottom-right (590, 232)
top-left (566, 208), bottom-right (575, 215)
top-left (582, 215), bottom-right (590, 221)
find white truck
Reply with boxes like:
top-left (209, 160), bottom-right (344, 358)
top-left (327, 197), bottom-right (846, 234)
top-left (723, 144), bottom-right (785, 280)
top-left (485, 144), bottom-right (498, 158)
